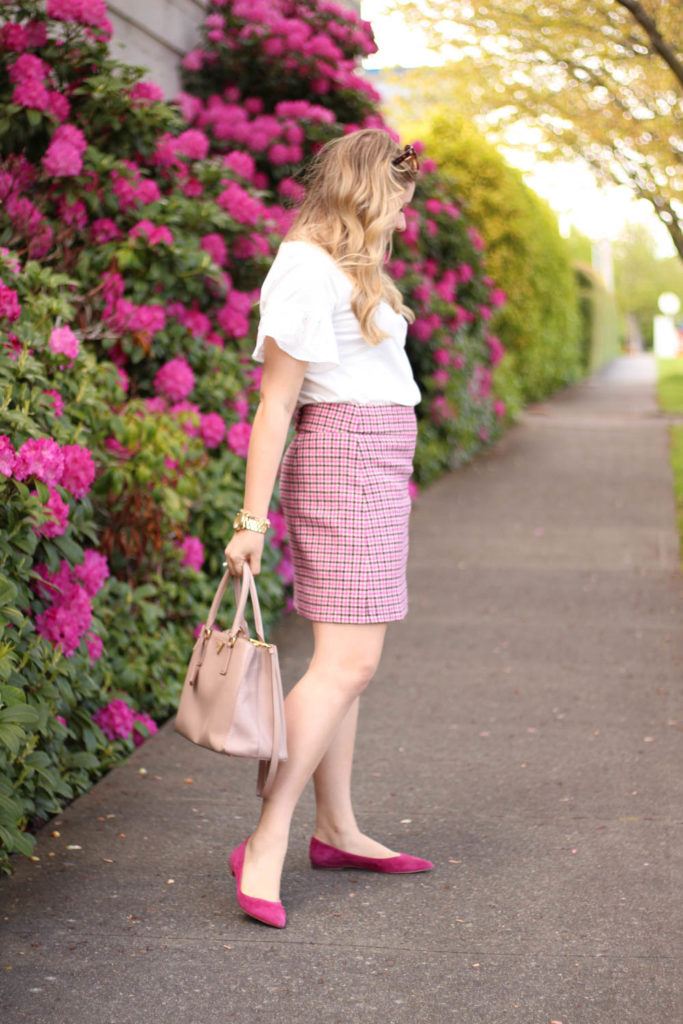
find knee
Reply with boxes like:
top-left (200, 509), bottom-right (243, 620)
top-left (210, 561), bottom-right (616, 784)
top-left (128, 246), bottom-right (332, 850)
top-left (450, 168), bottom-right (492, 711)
top-left (329, 654), bottom-right (380, 700)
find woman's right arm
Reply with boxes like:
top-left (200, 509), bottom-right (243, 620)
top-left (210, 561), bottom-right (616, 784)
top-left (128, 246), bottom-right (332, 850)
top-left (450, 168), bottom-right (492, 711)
top-left (223, 336), bottom-right (308, 576)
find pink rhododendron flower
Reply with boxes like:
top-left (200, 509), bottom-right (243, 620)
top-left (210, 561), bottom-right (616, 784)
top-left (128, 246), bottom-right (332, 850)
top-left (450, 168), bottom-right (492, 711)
top-left (60, 443), bottom-right (95, 498)
top-left (231, 395), bottom-right (249, 419)
top-left (86, 632), bottom-right (103, 662)
top-left (489, 287), bottom-right (506, 308)
top-left (431, 369), bottom-right (450, 389)
top-left (56, 715), bottom-right (67, 728)
top-left (104, 437), bottom-right (132, 460)
top-left (223, 150), bottom-right (256, 180)
top-left (174, 128), bottom-right (209, 160)
top-left (133, 712), bottom-right (158, 747)
top-left (410, 319), bottom-right (432, 343)
top-left (275, 551), bottom-right (294, 585)
top-left (217, 182), bottom-right (264, 225)
top-left (181, 308), bottom-right (211, 338)
top-left (0, 282), bottom-right (21, 322)
top-left (73, 549), bottom-right (110, 596)
top-left (277, 177), bottom-right (305, 204)
top-left (200, 412), bottom-right (225, 448)
top-left (467, 226), bottom-right (485, 251)
top-left (154, 358), bottom-right (195, 401)
top-left (34, 574), bottom-right (92, 657)
top-left (14, 437), bottom-right (64, 485)
top-left (44, 390), bottom-right (64, 417)
top-left (487, 335), bottom-right (505, 365)
top-left (182, 177), bottom-right (203, 198)
top-left (46, 91), bottom-right (70, 122)
top-left (130, 81), bottom-right (164, 105)
top-left (170, 401), bottom-right (201, 437)
top-left (42, 124), bottom-right (87, 178)
top-left (92, 698), bottom-right (135, 741)
top-left (433, 348), bottom-right (450, 366)
top-left (13, 78), bottom-right (50, 110)
top-left (226, 421), bottom-right (252, 458)
top-left (49, 325), bottom-right (79, 360)
top-left (57, 197), bottom-right (88, 229)
top-left (33, 486), bottom-right (69, 538)
top-left (47, 0), bottom-right (112, 36)
top-left (130, 220), bottom-right (174, 246)
top-left (0, 436), bottom-right (16, 477)
top-left (182, 49), bottom-right (205, 71)
top-left (494, 399), bottom-right (506, 418)
top-left (115, 367), bottom-right (129, 393)
top-left (0, 23), bottom-right (29, 51)
top-left (457, 263), bottom-right (474, 285)
top-left (179, 535), bottom-right (204, 571)
top-left (91, 217), bottom-right (121, 244)
top-left (24, 20), bottom-right (48, 47)
top-left (8, 53), bottom-right (47, 83)
top-left (269, 510), bottom-right (287, 545)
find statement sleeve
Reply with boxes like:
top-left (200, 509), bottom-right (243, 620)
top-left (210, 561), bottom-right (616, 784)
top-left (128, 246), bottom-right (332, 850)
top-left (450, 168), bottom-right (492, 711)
top-left (253, 250), bottom-right (341, 370)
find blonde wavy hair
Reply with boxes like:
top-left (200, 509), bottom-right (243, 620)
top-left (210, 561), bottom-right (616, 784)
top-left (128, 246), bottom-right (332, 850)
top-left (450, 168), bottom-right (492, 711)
top-left (287, 129), bottom-right (419, 345)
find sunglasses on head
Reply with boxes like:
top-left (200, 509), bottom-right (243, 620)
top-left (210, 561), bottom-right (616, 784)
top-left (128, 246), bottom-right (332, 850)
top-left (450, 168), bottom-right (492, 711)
top-left (391, 144), bottom-right (420, 173)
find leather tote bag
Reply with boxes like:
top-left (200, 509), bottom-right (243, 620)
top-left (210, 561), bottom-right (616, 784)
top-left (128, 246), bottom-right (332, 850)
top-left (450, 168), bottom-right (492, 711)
top-left (174, 562), bottom-right (288, 798)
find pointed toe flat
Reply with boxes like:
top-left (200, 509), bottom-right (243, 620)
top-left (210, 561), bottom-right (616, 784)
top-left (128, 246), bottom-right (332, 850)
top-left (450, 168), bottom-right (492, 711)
top-left (229, 839), bottom-right (287, 928)
top-left (309, 836), bottom-right (434, 874)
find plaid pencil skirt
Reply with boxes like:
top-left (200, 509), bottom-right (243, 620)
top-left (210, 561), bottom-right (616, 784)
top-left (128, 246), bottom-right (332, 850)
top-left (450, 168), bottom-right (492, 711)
top-left (279, 402), bottom-right (418, 624)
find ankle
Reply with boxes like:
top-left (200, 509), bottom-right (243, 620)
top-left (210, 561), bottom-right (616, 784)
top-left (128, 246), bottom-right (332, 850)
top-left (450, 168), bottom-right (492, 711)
top-left (314, 822), bottom-right (361, 847)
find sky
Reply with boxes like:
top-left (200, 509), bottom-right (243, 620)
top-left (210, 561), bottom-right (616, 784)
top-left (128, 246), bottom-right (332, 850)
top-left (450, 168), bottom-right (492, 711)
top-left (360, 0), bottom-right (675, 256)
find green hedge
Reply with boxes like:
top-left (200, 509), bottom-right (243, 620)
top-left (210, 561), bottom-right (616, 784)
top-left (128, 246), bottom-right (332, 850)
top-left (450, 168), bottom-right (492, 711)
top-left (420, 114), bottom-right (583, 402)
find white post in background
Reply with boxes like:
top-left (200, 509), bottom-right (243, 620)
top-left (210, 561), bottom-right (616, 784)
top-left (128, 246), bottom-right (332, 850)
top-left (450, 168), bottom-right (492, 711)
top-left (654, 292), bottom-right (682, 358)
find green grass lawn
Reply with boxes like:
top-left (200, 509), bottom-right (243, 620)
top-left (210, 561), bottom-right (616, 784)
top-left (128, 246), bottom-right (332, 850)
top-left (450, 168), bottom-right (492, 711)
top-left (656, 358), bottom-right (683, 414)
top-left (671, 426), bottom-right (683, 562)
top-left (657, 358), bottom-right (683, 566)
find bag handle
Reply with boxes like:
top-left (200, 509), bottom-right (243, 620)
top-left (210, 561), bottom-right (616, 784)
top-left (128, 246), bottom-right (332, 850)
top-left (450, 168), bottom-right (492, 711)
top-left (258, 648), bottom-right (283, 798)
top-left (203, 562), bottom-right (266, 642)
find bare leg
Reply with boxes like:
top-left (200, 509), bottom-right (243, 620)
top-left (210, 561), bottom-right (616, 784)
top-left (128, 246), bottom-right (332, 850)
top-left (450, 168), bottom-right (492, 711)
top-left (312, 699), bottom-right (397, 858)
top-left (238, 621), bottom-right (387, 902)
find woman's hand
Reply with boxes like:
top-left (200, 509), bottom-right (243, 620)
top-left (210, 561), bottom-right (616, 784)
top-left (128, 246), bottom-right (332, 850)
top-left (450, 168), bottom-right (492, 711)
top-left (224, 529), bottom-right (266, 576)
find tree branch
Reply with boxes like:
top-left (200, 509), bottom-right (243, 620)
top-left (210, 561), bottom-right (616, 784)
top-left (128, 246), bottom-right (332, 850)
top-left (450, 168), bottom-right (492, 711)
top-left (615, 0), bottom-right (683, 88)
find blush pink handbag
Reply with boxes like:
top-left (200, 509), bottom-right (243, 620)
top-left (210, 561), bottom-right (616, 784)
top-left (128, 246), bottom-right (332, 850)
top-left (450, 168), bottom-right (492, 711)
top-left (174, 562), bottom-right (287, 798)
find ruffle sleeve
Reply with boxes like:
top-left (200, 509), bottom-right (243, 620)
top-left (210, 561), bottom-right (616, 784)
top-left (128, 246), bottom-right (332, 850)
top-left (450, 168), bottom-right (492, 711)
top-left (253, 245), bottom-right (341, 370)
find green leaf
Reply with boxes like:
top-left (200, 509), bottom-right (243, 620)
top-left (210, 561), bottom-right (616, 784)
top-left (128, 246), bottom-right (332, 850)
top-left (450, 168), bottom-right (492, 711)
top-left (0, 705), bottom-right (39, 727)
top-left (0, 824), bottom-right (36, 857)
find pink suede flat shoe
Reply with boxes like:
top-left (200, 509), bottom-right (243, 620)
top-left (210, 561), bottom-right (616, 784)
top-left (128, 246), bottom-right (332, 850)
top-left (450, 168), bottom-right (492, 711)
top-left (309, 836), bottom-right (434, 874)
top-left (229, 839), bottom-right (286, 928)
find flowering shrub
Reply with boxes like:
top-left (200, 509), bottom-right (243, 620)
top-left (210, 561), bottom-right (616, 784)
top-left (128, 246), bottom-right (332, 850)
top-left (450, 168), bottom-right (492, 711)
top-left (181, 0), bottom-right (515, 483)
top-left (0, 0), bottom-right (515, 870)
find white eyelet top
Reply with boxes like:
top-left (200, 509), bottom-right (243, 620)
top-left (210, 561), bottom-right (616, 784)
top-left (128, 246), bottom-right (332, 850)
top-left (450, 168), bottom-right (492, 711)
top-left (253, 240), bottom-right (421, 407)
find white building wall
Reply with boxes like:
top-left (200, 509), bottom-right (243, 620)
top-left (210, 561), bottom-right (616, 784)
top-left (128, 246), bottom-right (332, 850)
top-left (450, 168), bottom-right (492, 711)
top-left (107, 0), bottom-right (208, 97)
top-left (106, 1), bottom-right (362, 98)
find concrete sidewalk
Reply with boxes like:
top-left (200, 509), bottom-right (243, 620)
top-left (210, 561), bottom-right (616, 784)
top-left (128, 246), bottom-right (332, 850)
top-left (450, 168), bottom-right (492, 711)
top-left (1, 354), bottom-right (681, 1024)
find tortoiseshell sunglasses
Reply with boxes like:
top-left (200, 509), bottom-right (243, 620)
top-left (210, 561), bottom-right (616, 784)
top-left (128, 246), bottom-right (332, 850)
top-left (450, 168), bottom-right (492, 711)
top-left (391, 144), bottom-right (420, 173)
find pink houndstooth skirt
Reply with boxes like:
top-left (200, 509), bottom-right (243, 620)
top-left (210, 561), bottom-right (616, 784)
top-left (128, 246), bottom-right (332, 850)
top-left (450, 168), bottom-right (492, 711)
top-left (279, 402), bottom-right (418, 624)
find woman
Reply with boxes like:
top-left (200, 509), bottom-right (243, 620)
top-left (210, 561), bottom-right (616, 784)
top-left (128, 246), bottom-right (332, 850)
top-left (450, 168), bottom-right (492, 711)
top-left (223, 129), bottom-right (433, 928)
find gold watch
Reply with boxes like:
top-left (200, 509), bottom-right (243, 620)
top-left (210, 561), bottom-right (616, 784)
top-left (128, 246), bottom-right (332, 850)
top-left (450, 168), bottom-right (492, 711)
top-left (233, 509), bottom-right (270, 534)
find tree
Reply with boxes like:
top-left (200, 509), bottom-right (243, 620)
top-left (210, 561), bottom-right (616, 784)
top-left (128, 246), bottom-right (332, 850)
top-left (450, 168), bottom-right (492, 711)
top-left (613, 222), bottom-right (683, 344)
top-left (392, 0), bottom-right (683, 259)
